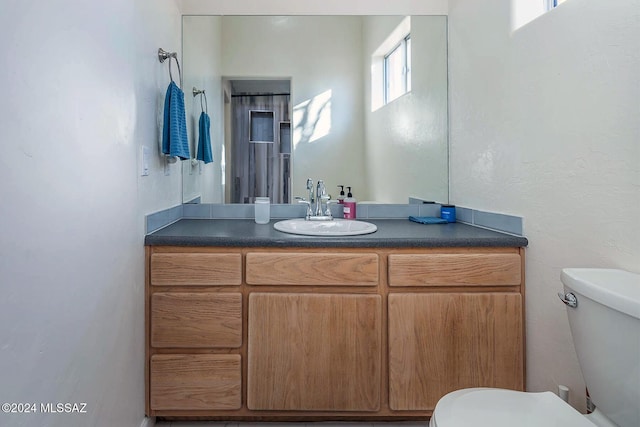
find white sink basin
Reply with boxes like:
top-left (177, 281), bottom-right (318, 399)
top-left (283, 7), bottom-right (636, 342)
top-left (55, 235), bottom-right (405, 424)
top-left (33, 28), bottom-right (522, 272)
top-left (273, 218), bottom-right (377, 236)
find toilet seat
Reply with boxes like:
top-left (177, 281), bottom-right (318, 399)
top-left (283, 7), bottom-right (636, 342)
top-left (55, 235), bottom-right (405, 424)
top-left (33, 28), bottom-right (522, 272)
top-left (430, 388), bottom-right (598, 427)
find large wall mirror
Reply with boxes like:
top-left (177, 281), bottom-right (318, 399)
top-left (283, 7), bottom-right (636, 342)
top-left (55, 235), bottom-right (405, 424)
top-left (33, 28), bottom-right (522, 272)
top-left (181, 15), bottom-right (448, 204)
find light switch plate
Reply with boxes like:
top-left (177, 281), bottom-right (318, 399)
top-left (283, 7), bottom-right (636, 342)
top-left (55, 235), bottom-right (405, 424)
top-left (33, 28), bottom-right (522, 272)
top-left (140, 146), bottom-right (150, 176)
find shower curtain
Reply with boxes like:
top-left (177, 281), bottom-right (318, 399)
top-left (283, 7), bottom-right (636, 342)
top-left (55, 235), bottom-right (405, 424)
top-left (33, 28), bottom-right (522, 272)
top-left (230, 94), bottom-right (290, 204)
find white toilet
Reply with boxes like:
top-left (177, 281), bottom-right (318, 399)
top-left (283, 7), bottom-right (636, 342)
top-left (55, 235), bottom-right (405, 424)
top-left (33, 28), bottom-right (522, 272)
top-left (429, 268), bottom-right (640, 427)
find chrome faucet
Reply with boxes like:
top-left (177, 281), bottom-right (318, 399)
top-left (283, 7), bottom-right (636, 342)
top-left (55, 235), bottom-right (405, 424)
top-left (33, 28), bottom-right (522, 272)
top-left (296, 179), bottom-right (333, 221)
top-left (315, 180), bottom-right (328, 216)
top-left (307, 178), bottom-right (314, 205)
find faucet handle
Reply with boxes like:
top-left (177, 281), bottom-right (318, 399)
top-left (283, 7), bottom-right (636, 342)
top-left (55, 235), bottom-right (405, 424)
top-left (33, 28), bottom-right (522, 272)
top-left (295, 196), bottom-right (310, 206)
top-left (295, 196), bottom-right (313, 219)
top-left (317, 180), bottom-right (326, 195)
top-left (324, 198), bottom-right (337, 218)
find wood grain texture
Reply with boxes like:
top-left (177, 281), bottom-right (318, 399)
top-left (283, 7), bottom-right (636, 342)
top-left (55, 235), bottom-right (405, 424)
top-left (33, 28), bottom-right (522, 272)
top-left (245, 252), bottom-right (378, 286)
top-left (151, 253), bottom-right (241, 286)
top-left (150, 354), bottom-right (241, 410)
top-left (388, 293), bottom-right (523, 410)
top-left (145, 247), bottom-right (151, 415)
top-left (247, 293), bottom-right (381, 411)
top-left (388, 253), bottom-right (521, 286)
top-left (151, 292), bottom-right (242, 348)
top-left (146, 246), bottom-right (525, 419)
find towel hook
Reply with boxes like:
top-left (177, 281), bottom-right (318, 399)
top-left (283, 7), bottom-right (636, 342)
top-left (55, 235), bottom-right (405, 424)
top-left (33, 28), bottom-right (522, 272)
top-left (193, 87), bottom-right (208, 115)
top-left (158, 48), bottom-right (182, 89)
top-left (157, 48), bottom-right (175, 62)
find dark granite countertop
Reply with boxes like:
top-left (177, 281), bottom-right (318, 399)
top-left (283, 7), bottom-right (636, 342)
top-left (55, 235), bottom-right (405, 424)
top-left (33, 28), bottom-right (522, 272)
top-left (145, 219), bottom-right (528, 248)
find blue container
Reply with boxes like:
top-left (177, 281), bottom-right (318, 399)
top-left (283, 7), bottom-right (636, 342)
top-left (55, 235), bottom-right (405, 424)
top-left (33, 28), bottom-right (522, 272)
top-left (440, 204), bottom-right (456, 223)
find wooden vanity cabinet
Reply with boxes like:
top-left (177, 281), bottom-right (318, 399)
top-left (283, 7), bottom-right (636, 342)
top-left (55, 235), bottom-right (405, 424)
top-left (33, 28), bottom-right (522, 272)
top-left (387, 250), bottom-right (524, 411)
top-left (145, 246), bottom-right (525, 420)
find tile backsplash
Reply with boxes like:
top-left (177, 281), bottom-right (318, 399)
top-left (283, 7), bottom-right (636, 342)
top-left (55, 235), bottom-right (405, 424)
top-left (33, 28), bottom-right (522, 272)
top-left (145, 204), bottom-right (183, 234)
top-left (146, 203), bottom-right (523, 236)
top-left (455, 206), bottom-right (523, 236)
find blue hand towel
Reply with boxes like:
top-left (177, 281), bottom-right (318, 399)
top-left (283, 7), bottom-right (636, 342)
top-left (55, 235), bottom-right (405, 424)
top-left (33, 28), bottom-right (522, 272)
top-left (409, 216), bottom-right (448, 224)
top-left (162, 81), bottom-right (190, 160)
top-left (196, 111), bottom-right (213, 164)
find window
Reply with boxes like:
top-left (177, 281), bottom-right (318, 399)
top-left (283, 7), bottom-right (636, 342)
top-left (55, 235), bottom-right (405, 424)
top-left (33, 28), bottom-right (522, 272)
top-left (512, 0), bottom-right (569, 32)
top-left (384, 35), bottom-right (411, 104)
top-left (546, 0), bottom-right (568, 10)
top-left (371, 16), bottom-right (411, 111)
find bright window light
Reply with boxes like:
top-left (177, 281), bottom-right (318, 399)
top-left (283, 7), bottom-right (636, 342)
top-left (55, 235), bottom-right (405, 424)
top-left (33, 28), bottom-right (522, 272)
top-left (293, 89), bottom-right (332, 146)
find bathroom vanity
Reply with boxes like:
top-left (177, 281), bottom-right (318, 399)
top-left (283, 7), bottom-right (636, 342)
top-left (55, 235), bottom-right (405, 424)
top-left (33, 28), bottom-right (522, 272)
top-left (144, 219), bottom-right (527, 420)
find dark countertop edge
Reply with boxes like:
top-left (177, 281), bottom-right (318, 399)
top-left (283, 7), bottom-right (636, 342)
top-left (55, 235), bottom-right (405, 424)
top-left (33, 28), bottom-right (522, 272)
top-left (144, 235), bottom-right (528, 248)
top-left (144, 218), bottom-right (528, 248)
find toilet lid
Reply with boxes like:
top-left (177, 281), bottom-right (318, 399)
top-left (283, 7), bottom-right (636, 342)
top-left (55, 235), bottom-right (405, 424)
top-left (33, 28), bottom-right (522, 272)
top-left (431, 388), bottom-right (598, 427)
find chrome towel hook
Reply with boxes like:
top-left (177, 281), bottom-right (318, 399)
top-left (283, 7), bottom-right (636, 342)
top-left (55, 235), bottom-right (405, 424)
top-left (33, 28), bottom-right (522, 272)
top-left (158, 48), bottom-right (182, 89)
top-left (157, 48), bottom-right (175, 62)
top-left (193, 87), bottom-right (208, 114)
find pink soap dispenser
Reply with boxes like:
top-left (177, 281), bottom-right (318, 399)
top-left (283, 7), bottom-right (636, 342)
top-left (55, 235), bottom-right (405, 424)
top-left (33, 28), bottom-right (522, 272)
top-left (343, 187), bottom-right (357, 219)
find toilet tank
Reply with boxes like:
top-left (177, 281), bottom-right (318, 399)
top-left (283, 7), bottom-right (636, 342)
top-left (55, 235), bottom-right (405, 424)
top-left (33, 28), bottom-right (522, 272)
top-left (561, 268), bottom-right (640, 427)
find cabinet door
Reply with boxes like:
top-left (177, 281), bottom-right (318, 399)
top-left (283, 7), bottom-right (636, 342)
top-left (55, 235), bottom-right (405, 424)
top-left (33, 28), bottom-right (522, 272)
top-left (388, 293), bottom-right (523, 411)
top-left (248, 293), bottom-right (381, 411)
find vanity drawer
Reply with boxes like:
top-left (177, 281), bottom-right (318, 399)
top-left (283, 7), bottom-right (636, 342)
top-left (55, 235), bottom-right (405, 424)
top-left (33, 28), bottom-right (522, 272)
top-left (150, 252), bottom-right (241, 286)
top-left (388, 252), bottom-right (521, 287)
top-left (246, 252), bottom-right (379, 286)
top-left (150, 354), bottom-right (242, 410)
top-left (151, 292), bottom-right (242, 348)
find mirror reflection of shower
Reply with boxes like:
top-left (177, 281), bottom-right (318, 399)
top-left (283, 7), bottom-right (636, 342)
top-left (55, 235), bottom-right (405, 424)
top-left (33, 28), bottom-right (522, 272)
top-left (223, 78), bottom-right (292, 204)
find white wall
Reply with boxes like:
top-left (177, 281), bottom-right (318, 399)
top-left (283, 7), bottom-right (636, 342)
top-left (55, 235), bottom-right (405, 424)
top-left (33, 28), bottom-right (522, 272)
top-left (0, 0), bottom-right (182, 426)
top-left (448, 0), bottom-right (640, 411)
top-left (182, 16), bottom-right (224, 203)
top-left (363, 16), bottom-right (449, 203)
